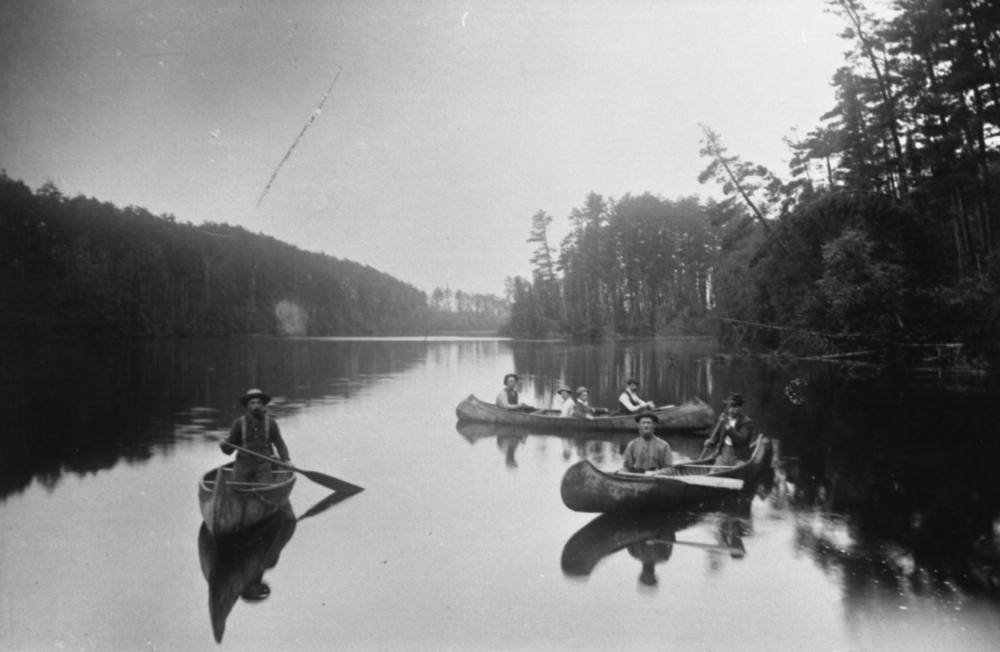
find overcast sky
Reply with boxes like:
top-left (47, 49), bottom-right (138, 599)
top-left (1, 1), bottom-right (862, 296)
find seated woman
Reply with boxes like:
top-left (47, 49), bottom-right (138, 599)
top-left (495, 373), bottom-right (535, 412)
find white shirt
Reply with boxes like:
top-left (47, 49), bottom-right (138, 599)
top-left (619, 388), bottom-right (651, 412)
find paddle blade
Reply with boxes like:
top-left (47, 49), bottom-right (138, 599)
top-left (301, 468), bottom-right (363, 493)
top-left (675, 476), bottom-right (744, 490)
top-left (298, 485), bottom-right (365, 521)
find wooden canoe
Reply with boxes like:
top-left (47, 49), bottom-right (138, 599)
top-left (198, 462), bottom-right (296, 538)
top-left (455, 394), bottom-right (716, 431)
top-left (560, 435), bottom-right (773, 512)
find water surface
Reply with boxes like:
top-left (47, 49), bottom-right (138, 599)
top-left (2, 337), bottom-right (999, 651)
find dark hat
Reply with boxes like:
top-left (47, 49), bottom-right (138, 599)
top-left (239, 388), bottom-right (271, 406)
top-left (626, 378), bottom-right (640, 386)
top-left (575, 386), bottom-right (589, 396)
top-left (503, 373), bottom-right (519, 384)
top-left (556, 385), bottom-right (572, 394)
top-left (635, 411), bottom-right (660, 423)
top-left (724, 392), bottom-right (745, 406)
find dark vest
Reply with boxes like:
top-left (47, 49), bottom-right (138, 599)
top-left (240, 415), bottom-right (274, 456)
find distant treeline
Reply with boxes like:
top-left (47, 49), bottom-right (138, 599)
top-left (0, 173), bottom-right (507, 337)
top-left (504, 1), bottom-right (1000, 366)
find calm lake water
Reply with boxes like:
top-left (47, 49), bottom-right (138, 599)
top-left (2, 337), bottom-right (1000, 651)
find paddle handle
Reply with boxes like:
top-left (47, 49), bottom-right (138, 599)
top-left (700, 411), bottom-right (727, 458)
top-left (216, 436), bottom-right (297, 472)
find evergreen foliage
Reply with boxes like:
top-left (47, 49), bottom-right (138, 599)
top-left (0, 173), bottom-right (505, 337)
top-left (503, 0), bottom-right (1000, 364)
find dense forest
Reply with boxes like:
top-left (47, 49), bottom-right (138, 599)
top-left (0, 173), bottom-right (507, 338)
top-left (504, 0), bottom-right (1000, 366)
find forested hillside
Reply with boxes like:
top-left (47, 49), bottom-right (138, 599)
top-left (504, 0), bottom-right (1000, 366)
top-left (0, 174), bottom-right (506, 337)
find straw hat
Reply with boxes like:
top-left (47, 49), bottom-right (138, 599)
top-left (239, 388), bottom-right (271, 406)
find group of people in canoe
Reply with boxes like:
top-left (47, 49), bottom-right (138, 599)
top-left (495, 373), bottom-right (661, 419)
top-left (496, 372), bottom-right (756, 471)
top-left (621, 391), bottom-right (756, 472)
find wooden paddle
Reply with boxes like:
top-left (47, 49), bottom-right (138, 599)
top-left (648, 537), bottom-right (746, 557)
top-left (297, 483), bottom-right (365, 521)
top-left (614, 470), bottom-right (744, 491)
top-left (213, 437), bottom-right (359, 493)
top-left (699, 410), bottom-right (727, 459)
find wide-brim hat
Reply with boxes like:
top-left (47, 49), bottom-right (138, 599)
top-left (556, 385), bottom-right (572, 394)
top-left (634, 411), bottom-right (660, 423)
top-left (626, 377), bottom-right (640, 386)
top-left (723, 392), bottom-right (745, 406)
top-left (503, 373), bottom-right (519, 383)
top-left (575, 386), bottom-right (589, 396)
top-left (239, 388), bottom-right (271, 406)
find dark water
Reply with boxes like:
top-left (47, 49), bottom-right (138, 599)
top-left (2, 337), bottom-right (999, 651)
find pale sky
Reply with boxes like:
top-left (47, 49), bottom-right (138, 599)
top-left (1, 0), bottom-right (856, 296)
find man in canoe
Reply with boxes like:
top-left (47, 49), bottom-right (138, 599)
top-left (496, 373), bottom-right (535, 412)
top-left (622, 412), bottom-right (674, 473)
top-left (220, 388), bottom-right (291, 483)
top-left (704, 392), bottom-right (755, 466)
top-left (618, 378), bottom-right (656, 414)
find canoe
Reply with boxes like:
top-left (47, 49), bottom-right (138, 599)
top-left (560, 435), bottom-right (773, 512)
top-left (198, 502), bottom-right (297, 643)
top-left (198, 462), bottom-right (296, 538)
top-left (455, 394), bottom-right (716, 431)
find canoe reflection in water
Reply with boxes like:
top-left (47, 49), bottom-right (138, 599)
top-left (198, 502), bottom-right (296, 643)
top-left (561, 498), bottom-right (753, 588)
top-left (197, 484), bottom-right (364, 643)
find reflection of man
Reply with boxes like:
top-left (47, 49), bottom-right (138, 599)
top-left (628, 536), bottom-right (675, 586)
top-left (497, 433), bottom-right (527, 468)
top-left (221, 388), bottom-right (290, 483)
top-left (622, 413), bottom-right (673, 472)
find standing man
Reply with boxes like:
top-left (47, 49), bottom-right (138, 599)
top-left (705, 392), bottom-right (755, 466)
top-left (622, 412), bottom-right (673, 472)
top-left (496, 373), bottom-right (535, 412)
top-left (618, 378), bottom-right (656, 414)
top-left (221, 388), bottom-right (291, 483)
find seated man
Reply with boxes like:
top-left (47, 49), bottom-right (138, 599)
top-left (496, 373), bottom-right (535, 412)
top-left (618, 378), bottom-right (656, 414)
top-left (622, 412), bottom-right (673, 473)
top-left (704, 392), bottom-right (755, 466)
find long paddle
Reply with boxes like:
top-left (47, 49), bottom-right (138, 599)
top-left (614, 470), bottom-right (744, 491)
top-left (699, 410), bottom-right (727, 459)
top-left (213, 436), bottom-right (360, 493)
top-left (647, 537), bottom-right (746, 558)
top-left (297, 483), bottom-right (365, 521)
